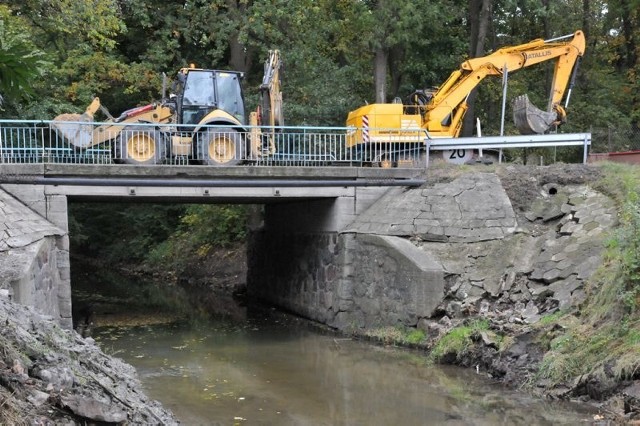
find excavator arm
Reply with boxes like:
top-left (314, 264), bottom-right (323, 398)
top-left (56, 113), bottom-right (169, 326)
top-left (259, 49), bottom-right (283, 127)
top-left (425, 30), bottom-right (585, 136)
top-left (250, 49), bottom-right (283, 157)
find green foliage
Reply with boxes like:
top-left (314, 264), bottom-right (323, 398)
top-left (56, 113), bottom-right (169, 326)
top-left (405, 328), bottom-right (427, 345)
top-left (537, 164), bottom-right (640, 385)
top-left (364, 326), bottom-right (426, 346)
top-left (536, 310), bottom-right (567, 327)
top-left (68, 203), bottom-right (185, 263)
top-left (0, 0), bottom-right (637, 134)
top-left (538, 319), bottom-right (640, 383)
top-left (429, 320), bottom-right (489, 362)
top-left (145, 205), bottom-right (249, 272)
top-left (70, 202), bottom-right (248, 274)
top-left (0, 6), bottom-right (48, 107)
top-left (177, 204), bottom-right (248, 248)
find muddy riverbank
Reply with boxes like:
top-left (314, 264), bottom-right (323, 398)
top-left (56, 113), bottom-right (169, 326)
top-left (0, 294), bottom-right (177, 424)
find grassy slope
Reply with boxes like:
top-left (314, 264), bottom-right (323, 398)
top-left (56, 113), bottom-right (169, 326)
top-left (361, 163), bottom-right (640, 399)
top-left (537, 162), bottom-right (640, 388)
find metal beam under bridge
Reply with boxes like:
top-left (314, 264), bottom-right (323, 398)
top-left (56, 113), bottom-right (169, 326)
top-left (0, 164), bottom-right (424, 203)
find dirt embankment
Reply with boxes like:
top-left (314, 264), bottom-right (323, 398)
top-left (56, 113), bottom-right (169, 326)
top-left (413, 163), bottom-right (639, 423)
top-left (0, 295), bottom-right (177, 425)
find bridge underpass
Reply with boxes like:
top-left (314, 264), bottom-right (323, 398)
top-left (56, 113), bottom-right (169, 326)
top-left (1, 163), bottom-right (424, 328)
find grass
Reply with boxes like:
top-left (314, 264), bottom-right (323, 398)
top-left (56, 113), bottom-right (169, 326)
top-left (363, 326), bottom-right (426, 346)
top-left (429, 319), bottom-right (490, 362)
top-left (536, 162), bottom-right (640, 386)
top-left (536, 310), bottom-right (566, 327)
top-left (0, 389), bottom-right (28, 426)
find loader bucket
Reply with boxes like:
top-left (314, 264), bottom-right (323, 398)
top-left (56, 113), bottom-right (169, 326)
top-left (512, 94), bottom-right (558, 135)
top-left (51, 112), bottom-right (95, 149)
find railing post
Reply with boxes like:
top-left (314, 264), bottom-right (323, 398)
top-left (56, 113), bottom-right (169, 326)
top-left (40, 122), bottom-right (45, 164)
top-left (425, 138), bottom-right (430, 169)
top-left (583, 134), bottom-right (589, 164)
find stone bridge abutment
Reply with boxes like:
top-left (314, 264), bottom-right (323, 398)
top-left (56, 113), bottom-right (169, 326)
top-left (1, 164), bottom-right (420, 330)
top-left (2, 164), bottom-right (616, 334)
top-left (247, 189), bottom-right (447, 330)
top-left (0, 184), bottom-right (72, 328)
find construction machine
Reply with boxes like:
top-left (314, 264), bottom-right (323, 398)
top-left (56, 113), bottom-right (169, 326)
top-left (345, 30), bottom-right (586, 162)
top-left (51, 50), bottom-right (283, 166)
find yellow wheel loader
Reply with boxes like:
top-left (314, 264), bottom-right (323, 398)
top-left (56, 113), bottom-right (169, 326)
top-left (52, 50), bottom-right (283, 166)
top-left (346, 30), bottom-right (586, 163)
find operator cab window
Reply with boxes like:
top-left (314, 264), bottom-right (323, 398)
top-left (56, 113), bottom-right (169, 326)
top-left (183, 71), bottom-right (215, 106)
top-left (216, 72), bottom-right (245, 124)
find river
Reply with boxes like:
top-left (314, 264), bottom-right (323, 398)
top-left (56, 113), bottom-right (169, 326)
top-left (72, 265), bottom-right (595, 425)
top-left (91, 305), bottom-right (596, 425)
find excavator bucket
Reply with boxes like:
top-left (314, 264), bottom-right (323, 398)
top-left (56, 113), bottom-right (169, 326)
top-left (51, 112), bottom-right (95, 149)
top-left (512, 94), bottom-right (558, 135)
top-left (51, 98), bottom-right (103, 148)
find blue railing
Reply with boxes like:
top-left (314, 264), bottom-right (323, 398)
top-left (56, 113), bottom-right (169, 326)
top-left (0, 119), bottom-right (427, 168)
top-left (0, 119), bottom-right (592, 167)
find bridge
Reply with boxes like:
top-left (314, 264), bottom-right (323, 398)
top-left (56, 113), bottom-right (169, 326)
top-left (0, 118), bottom-right (592, 331)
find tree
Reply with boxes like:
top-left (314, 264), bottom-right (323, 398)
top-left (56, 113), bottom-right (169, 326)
top-left (607, 0), bottom-right (640, 128)
top-left (0, 6), bottom-right (47, 110)
top-left (462, 0), bottom-right (492, 136)
top-left (364, 0), bottom-right (426, 103)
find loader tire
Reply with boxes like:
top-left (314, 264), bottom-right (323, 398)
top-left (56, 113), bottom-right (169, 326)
top-left (196, 127), bottom-right (244, 166)
top-left (114, 126), bottom-right (166, 165)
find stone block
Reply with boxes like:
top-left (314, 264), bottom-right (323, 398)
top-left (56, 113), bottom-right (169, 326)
top-left (576, 255), bottom-right (602, 280)
top-left (560, 222), bottom-right (581, 235)
top-left (355, 234), bottom-right (445, 322)
top-left (483, 278), bottom-right (503, 297)
top-left (551, 252), bottom-right (568, 262)
top-left (528, 282), bottom-right (553, 299)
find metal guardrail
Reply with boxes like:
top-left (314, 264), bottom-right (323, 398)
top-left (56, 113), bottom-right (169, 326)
top-left (426, 133), bottom-right (592, 164)
top-left (0, 119), bottom-right (591, 167)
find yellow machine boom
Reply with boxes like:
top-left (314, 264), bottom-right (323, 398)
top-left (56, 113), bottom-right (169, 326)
top-left (346, 30), bottom-right (586, 150)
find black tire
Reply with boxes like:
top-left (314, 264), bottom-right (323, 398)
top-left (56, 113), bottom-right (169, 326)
top-left (196, 127), bottom-right (244, 166)
top-left (114, 126), bottom-right (166, 165)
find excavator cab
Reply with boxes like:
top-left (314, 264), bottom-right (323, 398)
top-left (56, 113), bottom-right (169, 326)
top-left (175, 69), bottom-right (246, 126)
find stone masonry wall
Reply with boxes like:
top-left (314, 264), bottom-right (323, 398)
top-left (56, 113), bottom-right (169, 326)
top-left (247, 231), bottom-right (444, 330)
top-left (349, 170), bottom-right (617, 328)
top-left (0, 188), bottom-right (72, 329)
top-left (248, 231), bottom-right (341, 324)
top-left (249, 168), bottom-right (617, 333)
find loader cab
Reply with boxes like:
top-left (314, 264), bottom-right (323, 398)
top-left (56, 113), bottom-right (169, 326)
top-left (175, 68), bottom-right (246, 126)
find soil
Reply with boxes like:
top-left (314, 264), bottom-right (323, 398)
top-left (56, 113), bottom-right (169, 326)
top-left (1, 162), bottom-right (632, 423)
top-left (495, 163), bottom-right (603, 214)
top-left (0, 296), bottom-right (177, 425)
top-left (416, 162), bottom-right (638, 423)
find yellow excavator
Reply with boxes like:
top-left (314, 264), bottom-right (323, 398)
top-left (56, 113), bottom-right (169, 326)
top-left (345, 30), bottom-right (586, 161)
top-left (52, 50), bottom-right (283, 165)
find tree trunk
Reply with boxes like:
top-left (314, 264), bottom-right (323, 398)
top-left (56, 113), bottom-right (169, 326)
top-left (389, 46), bottom-right (405, 101)
top-left (229, 37), bottom-right (251, 73)
top-left (227, 0), bottom-right (252, 73)
top-left (462, 0), bottom-right (492, 136)
top-left (582, 0), bottom-right (590, 43)
top-left (374, 48), bottom-right (388, 103)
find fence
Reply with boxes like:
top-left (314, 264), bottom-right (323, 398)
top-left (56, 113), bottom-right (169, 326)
top-left (0, 118), bottom-right (598, 167)
top-left (589, 125), bottom-right (640, 154)
top-left (0, 119), bottom-right (429, 167)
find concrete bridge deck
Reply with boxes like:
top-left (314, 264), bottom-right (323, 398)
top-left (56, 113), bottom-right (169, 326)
top-left (0, 164), bottom-right (423, 203)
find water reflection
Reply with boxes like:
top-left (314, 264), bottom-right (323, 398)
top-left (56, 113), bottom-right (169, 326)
top-left (95, 312), bottom-right (595, 426)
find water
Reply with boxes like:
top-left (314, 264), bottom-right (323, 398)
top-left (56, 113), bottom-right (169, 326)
top-left (93, 308), bottom-right (596, 426)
